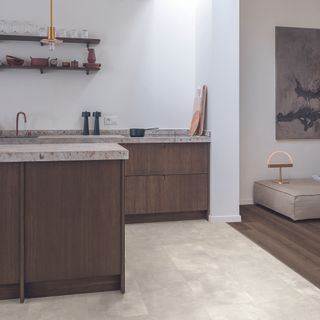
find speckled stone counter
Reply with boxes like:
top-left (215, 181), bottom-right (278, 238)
top-left (0, 129), bottom-right (211, 145)
top-left (0, 143), bottom-right (128, 163)
top-left (37, 134), bottom-right (211, 144)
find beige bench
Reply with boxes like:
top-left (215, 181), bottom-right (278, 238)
top-left (254, 179), bottom-right (320, 221)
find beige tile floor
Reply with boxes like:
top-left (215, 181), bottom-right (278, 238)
top-left (1, 220), bottom-right (320, 320)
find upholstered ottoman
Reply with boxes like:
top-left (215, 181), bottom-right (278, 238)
top-left (254, 179), bottom-right (320, 221)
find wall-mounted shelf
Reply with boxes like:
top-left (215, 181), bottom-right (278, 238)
top-left (0, 65), bottom-right (100, 75)
top-left (0, 34), bottom-right (102, 75)
top-left (0, 34), bottom-right (100, 48)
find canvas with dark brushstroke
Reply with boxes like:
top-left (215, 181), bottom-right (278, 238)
top-left (276, 26), bottom-right (320, 139)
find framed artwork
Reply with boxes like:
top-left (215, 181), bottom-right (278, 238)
top-left (276, 26), bottom-right (320, 139)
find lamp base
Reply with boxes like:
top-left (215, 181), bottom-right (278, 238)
top-left (273, 179), bottom-right (290, 185)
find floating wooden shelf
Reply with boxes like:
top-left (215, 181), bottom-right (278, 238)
top-left (0, 34), bottom-right (101, 75)
top-left (0, 64), bottom-right (100, 75)
top-left (0, 34), bottom-right (100, 48)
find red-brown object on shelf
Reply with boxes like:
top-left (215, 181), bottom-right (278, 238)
top-left (87, 48), bottom-right (96, 63)
top-left (30, 57), bottom-right (49, 67)
top-left (6, 55), bottom-right (24, 66)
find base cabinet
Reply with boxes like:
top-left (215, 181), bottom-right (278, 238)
top-left (0, 164), bottom-right (20, 299)
top-left (125, 174), bottom-right (208, 214)
top-left (0, 160), bottom-right (125, 302)
top-left (122, 143), bottom-right (210, 223)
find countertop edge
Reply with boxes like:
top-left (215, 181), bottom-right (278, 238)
top-left (0, 143), bottom-right (129, 163)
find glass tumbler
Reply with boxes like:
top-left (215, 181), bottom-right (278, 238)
top-left (0, 20), bottom-right (6, 34)
top-left (80, 29), bottom-right (89, 38)
top-left (12, 20), bottom-right (21, 34)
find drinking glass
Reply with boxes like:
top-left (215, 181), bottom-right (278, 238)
top-left (70, 29), bottom-right (78, 38)
top-left (23, 21), bottom-right (34, 35)
top-left (5, 20), bottom-right (13, 34)
top-left (57, 28), bottom-right (66, 38)
top-left (0, 20), bottom-right (6, 34)
top-left (38, 27), bottom-right (47, 37)
top-left (80, 29), bottom-right (89, 39)
top-left (12, 20), bottom-right (21, 34)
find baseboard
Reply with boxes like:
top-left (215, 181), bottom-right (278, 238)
top-left (209, 214), bottom-right (242, 223)
top-left (125, 211), bottom-right (208, 224)
top-left (240, 198), bottom-right (254, 205)
top-left (25, 275), bottom-right (121, 299)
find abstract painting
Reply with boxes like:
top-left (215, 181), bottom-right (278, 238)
top-left (276, 26), bottom-right (320, 139)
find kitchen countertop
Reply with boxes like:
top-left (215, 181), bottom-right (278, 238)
top-left (37, 134), bottom-right (211, 144)
top-left (0, 129), bottom-right (211, 145)
top-left (0, 143), bottom-right (129, 163)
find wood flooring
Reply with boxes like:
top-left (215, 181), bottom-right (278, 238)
top-left (230, 205), bottom-right (320, 289)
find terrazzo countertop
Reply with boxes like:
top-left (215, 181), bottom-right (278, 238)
top-left (0, 129), bottom-right (211, 145)
top-left (37, 134), bottom-right (211, 144)
top-left (0, 143), bottom-right (129, 163)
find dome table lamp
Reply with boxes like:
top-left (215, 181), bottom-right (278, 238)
top-left (267, 151), bottom-right (294, 185)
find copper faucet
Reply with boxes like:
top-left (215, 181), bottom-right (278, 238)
top-left (16, 112), bottom-right (27, 137)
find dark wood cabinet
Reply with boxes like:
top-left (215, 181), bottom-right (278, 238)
top-left (0, 160), bottom-right (125, 302)
top-left (125, 174), bottom-right (208, 214)
top-left (124, 143), bottom-right (209, 176)
top-left (0, 164), bottom-right (20, 299)
top-left (122, 143), bottom-right (210, 223)
top-left (25, 161), bottom-right (122, 283)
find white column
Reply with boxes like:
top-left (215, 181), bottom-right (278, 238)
top-left (196, 0), bottom-right (240, 223)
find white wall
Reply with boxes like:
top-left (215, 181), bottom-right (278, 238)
top-left (196, 0), bottom-right (240, 222)
top-left (241, 0), bottom-right (320, 204)
top-left (0, 0), bottom-right (195, 130)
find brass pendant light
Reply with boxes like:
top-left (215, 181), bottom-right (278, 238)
top-left (41, 0), bottom-right (63, 51)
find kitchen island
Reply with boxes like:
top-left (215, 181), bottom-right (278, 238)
top-left (0, 143), bottom-right (128, 303)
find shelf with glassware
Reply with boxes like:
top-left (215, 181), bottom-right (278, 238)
top-left (0, 34), bottom-right (100, 48)
top-left (0, 36), bottom-right (101, 75)
top-left (0, 64), bottom-right (100, 75)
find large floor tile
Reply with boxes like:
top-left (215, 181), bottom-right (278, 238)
top-left (0, 221), bottom-right (319, 320)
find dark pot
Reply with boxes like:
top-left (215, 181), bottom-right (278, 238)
top-left (130, 128), bottom-right (146, 137)
top-left (129, 128), bottom-right (158, 138)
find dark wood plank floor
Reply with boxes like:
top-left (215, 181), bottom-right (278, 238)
top-left (229, 205), bottom-right (320, 289)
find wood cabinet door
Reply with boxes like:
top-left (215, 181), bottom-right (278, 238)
top-left (125, 174), bottom-right (208, 214)
top-left (123, 143), bottom-right (209, 176)
top-left (0, 164), bottom-right (20, 287)
top-left (25, 161), bottom-right (122, 283)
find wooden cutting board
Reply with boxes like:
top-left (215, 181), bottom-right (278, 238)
top-left (190, 111), bottom-right (201, 136)
top-left (190, 89), bottom-right (202, 136)
top-left (198, 85), bottom-right (208, 136)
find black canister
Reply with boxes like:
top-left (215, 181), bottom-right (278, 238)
top-left (93, 112), bottom-right (102, 136)
top-left (82, 111), bottom-right (91, 136)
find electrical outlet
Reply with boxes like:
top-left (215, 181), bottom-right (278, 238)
top-left (104, 115), bottom-right (119, 126)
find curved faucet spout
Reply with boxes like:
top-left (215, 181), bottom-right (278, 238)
top-left (16, 112), bottom-right (27, 137)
